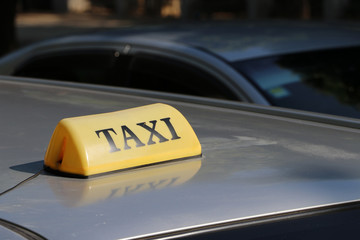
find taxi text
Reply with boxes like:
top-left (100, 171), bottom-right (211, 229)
top-left (95, 117), bottom-right (181, 152)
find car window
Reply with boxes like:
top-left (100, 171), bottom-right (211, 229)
top-left (13, 50), bottom-right (237, 101)
top-left (233, 46), bottom-right (360, 118)
top-left (13, 49), bottom-right (131, 86)
top-left (127, 54), bottom-right (237, 100)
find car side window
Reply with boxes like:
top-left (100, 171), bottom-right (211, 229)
top-left (14, 49), bottom-right (237, 100)
top-left (127, 54), bottom-right (237, 100)
top-left (13, 49), bottom-right (132, 86)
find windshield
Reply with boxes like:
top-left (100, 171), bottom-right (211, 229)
top-left (233, 47), bottom-right (360, 118)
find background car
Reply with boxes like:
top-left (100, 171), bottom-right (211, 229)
top-left (2, 75), bottom-right (360, 239)
top-left (1, 21), bottom-right (360, 118)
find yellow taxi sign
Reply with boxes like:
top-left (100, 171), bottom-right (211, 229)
top-left (44, 103), bottom-right (202, 177)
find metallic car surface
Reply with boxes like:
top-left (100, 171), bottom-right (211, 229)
top-left (2, 77), bottom-right (360, 239)
top-left (1, 21), bottom-right (360, 107)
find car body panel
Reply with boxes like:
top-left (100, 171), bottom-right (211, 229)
top-left (0, 30), bottom-right (269, 104)
top-left (2, 20), bottom-right (360, 108)
top-left (5, 21), bottom-right (360, 62)
top-left (105, 21), bottom-right (360, 61)
top-left (2, 78), bottom-right (360, 238)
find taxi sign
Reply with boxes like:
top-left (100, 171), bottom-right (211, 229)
top-left (44, 103), bottom-right (202, 177)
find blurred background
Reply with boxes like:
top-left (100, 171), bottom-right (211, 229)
top-left (1, 0), bottom-right (360, 57)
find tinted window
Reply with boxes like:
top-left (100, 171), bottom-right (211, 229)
top-left (14, 50), bottom-right (237, 100)
top-left (127, 54), bottom-right (237, 100)
top-left (234, 47), bottom-right (360, 118)
top-left (14, 50), bottom-right (131, 86)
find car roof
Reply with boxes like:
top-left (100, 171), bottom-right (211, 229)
top-left (22, 20), bottom-right (360, 62)
top-left (2, 77), bottom-right (360, 239)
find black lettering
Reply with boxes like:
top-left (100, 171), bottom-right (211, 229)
top-left (95, 128), bottom-right (120, 153)
top-left (121, 125), bottom-right (145, 150)
top-left (137, 120), bottom-right (169, 145)
top-left (160, 117), bottom-right (181, 140)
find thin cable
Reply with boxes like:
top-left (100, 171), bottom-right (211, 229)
top-left (0, 169), bottom-right (43, 197)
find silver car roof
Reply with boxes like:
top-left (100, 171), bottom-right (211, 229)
top-left (1, 77), bottom-right (360, 239)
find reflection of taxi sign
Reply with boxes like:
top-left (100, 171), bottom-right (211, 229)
top-left (48, 158), bottom-right (202, 207)
top-left (44, 103), bottom-right (202, 177)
